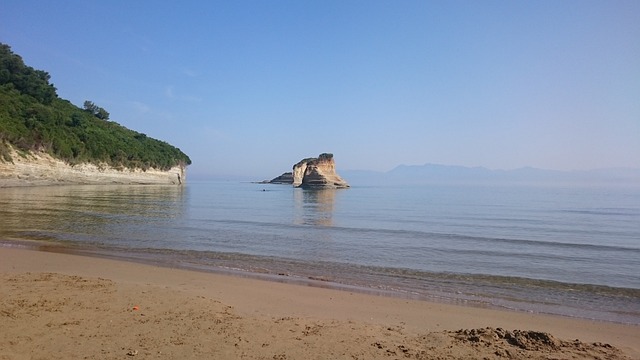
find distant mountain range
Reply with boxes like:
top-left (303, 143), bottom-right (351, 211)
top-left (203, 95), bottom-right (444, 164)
top-left (341, 164), bottom-right (640, 186)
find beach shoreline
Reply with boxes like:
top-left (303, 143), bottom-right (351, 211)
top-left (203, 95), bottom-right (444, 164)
top-left (5, 237), bottom-right (637, 327)
top-left (1, 246), bottom-right (638, 359)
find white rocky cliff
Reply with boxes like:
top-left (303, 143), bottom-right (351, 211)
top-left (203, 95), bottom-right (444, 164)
top-left (0, 147), bottom-right (185, 187)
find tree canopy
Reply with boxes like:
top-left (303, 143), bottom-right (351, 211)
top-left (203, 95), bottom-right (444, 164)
top-left (0, 44), bottom-right (57, 105)
top-left (0, 43), bottom-right (191, 170)
top-left (83, 101), bottom-right (110, 120)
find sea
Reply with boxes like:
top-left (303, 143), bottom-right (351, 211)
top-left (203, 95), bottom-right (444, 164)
top-left (1, 180), bottom-right (639, 325)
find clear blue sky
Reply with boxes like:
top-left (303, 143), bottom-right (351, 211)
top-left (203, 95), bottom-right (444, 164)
top-left (2, 1), bottom-right (639, 178)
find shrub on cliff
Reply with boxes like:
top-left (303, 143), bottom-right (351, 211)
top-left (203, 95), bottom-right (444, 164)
top-left (0, 43), bottom-right (191, 170)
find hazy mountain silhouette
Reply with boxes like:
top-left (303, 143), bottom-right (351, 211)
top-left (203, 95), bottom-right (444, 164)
top-left (342, 164), bottom-right (640, 186)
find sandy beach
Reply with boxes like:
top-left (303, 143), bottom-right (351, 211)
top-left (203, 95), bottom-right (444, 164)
top-left (1, 246), bottom-right (638, 359)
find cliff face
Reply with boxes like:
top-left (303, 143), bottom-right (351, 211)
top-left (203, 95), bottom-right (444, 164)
top-left (0, 147), bottom-right (185, 187)
top-left (292, 153), bottom-right (349, 189)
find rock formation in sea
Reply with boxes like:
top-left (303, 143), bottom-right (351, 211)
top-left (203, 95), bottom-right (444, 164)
top-left (291, 153), bottom-right (349, 189)
top-left (263, 154), bottom-right (349, 189)
top-left (266, 172), bottom-right (294, 184)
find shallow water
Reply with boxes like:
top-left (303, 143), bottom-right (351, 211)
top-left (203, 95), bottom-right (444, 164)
top-left (1, 181), bottom-right (639, 324)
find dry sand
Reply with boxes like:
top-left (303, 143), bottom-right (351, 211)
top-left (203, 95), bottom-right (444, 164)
top-left (1, 247), bottom-right (638, 359)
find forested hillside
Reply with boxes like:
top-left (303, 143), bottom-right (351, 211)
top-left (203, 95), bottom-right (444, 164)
top-left (0, 43), bottom-right (191, 170)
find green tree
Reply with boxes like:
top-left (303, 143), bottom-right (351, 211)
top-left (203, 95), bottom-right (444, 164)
top-left (83, 100), bottom-right (109, 120)
top-left (96, 107), bottom-right (109, 120)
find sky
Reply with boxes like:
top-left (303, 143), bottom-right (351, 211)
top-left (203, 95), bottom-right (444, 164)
top-left (1, 1), bottom-right (639, 178)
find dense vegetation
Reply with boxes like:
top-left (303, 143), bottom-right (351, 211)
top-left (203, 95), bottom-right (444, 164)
top-left (0, 43), bottom-right (191, 170)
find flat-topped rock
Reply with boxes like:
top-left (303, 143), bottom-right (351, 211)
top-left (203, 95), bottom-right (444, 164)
top-left (263, 153), bottom-right (349, 189)
top-left (292, 153), bottom-right (349, 189)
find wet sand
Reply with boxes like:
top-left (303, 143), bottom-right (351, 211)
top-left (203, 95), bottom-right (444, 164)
top-left (1, 247), bottom-right (638, 359)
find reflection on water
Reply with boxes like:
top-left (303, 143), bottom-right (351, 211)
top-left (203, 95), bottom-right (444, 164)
top-left (0, 185), bottom-right (187, 245)
top-left (293, 188), bottom-right (337, 226)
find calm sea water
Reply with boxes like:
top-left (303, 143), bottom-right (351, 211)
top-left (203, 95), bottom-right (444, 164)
top-left (1, 181), bottom-right (639, 324)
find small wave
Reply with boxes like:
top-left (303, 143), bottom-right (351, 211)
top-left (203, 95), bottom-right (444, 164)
top-left (561, 208), bottom-right (640, 216)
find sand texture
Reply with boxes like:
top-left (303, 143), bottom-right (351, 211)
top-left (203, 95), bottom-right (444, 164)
top-left (0, 247), bottom-right (637, 359)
